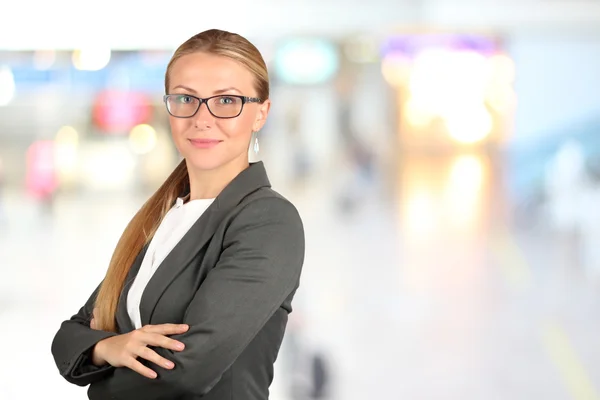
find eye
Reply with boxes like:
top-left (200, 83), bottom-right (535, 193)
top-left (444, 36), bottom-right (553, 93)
top-left (218, 96), bottom-right (236, 105)
top-left (178, 95), bottom-right (194, 104)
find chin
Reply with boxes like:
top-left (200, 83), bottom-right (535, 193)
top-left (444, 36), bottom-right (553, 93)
top-left (185, 156), bottom-right (227, 172)
top-left (184, 151), bottom-right (247, 173)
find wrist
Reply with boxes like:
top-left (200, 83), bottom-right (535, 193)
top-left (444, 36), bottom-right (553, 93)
top-left (91, 339), bottom-right (108, 367)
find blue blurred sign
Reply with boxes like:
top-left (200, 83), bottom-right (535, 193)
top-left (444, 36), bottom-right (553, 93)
top-left (11, 68), bottom-right (57, 85)
top-left (6, 51), bottom-right (170, 92)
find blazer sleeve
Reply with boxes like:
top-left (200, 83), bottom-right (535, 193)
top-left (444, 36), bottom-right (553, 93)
top-left (51, 282), bottom-right (118, 386)
top-left (87, 196), bottom-right (305, 400)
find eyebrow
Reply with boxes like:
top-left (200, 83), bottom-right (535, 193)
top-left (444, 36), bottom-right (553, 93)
top-left (171, 85), bottom-right (197, 93)
top-left (213, 87), bottom-right (242, 95)
top-left (171, 85), bottom-right (243, 95)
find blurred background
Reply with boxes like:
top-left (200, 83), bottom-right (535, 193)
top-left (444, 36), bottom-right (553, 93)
top-left (1, 1), bottom-right (600, 399)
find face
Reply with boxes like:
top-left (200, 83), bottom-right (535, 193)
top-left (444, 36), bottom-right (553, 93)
top-left (166, 52), bottom-right (270, 172)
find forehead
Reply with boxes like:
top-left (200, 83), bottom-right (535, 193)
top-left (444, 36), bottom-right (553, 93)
top-left (168, 52), bottom-right (255, 95)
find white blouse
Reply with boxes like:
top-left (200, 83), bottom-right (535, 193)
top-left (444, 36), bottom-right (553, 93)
top-left (127, 196), bottom-right (215, 329)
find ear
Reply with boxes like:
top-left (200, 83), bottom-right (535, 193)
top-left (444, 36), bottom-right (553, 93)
top-left (253, 99), bottom-right (271, 132)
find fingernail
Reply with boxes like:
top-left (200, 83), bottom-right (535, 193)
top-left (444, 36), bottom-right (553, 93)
top-left (176, 343), bottom-right (185, 350)
top-left (150, 371), bottom-right (157, 379)
top-left (165, 361), bottom-right (174, 368)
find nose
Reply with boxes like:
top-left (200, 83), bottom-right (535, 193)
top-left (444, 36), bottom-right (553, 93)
top-left (192, 100), bottom-right (214, 127)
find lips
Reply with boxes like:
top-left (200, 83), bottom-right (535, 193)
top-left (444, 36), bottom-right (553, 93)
top-left (189, 138), bottom-right (222, 149)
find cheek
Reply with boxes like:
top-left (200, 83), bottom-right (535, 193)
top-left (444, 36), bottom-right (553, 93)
top-left (169, 117), bottom-right (190, 136)
top-left (217, 114), bottom-right (255, 138)
top-left (168, 118), bottom-right (192, 148)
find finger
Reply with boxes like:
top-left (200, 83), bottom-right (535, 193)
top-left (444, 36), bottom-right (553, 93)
top-left (144, 332), bottom-right (185, 351)
top-left (90, 318), bottom-right (96, 330)
top-left (137, 346), bottom-right (175, 370)
top-left (126, 358), bottom-right (158, 379)
top-left (142, 324), bottom-right (189, 336)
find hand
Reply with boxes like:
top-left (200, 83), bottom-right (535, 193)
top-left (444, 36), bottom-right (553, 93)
top-left (92, 324), bottom-right (189, 379)
top-left (90, 308), bottom-right (99, 330)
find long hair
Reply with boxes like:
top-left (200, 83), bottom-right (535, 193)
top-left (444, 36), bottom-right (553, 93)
top-left (93, 29), bottom-right (270, 332)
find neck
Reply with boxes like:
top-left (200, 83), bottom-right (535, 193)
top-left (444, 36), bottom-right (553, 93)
top-left (186, 156), bottom-right (250, 200)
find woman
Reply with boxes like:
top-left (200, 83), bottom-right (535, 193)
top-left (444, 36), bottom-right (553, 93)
top-left (51, 29), bottom-right (305, 400)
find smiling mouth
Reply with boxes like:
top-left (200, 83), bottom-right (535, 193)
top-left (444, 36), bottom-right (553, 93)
top-left (188, 139), bottom-right (223, 148)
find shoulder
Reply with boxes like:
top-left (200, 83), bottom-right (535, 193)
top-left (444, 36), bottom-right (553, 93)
top-left (223, 188), bottom-right (304, 236)
top-left (220, 188), bottom-right (305, 261)
top-left (239, 188), bottom-right (302, 223)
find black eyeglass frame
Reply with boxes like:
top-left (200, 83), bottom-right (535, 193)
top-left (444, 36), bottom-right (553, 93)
top-left (163, 94), bottom-right (263, 119)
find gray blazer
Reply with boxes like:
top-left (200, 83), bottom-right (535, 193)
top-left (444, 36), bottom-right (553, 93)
top-left (51, 162), bottom-right (305, 400)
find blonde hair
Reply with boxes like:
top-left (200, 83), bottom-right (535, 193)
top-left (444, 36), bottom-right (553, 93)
top-left (94, 29), bottom-right (269, 332)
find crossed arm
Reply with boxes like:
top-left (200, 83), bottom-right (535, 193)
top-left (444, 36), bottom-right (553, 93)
top-left (52, 197), bottom-right (305, 399)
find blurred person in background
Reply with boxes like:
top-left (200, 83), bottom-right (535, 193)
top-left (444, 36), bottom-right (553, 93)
top-left (51, 29), bottom-right (305, 400)
top-left (284, 315), bottom-right (332, 400)
top-left (334, 79), bottom-right (376, 215)
top-left (284, 99), bottom-right (311, 185)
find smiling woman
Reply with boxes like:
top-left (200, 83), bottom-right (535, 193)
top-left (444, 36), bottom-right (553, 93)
top-left (51, 29), bottom-right (305, 400)
top-left (165, 50), bottom-right (270, 175)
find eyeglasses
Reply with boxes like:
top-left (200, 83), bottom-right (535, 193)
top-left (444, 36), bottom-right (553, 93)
top-left (163, 94), bottom-right (262, 119)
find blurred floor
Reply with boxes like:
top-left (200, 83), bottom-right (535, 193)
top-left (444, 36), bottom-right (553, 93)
top-left (1, 151), bottom-right (600, 400)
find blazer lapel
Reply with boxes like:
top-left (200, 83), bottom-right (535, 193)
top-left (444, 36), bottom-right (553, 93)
top-left (138, 161), bottom-right (271, 327)
top-left (116, 242), bottom-right (149, 333)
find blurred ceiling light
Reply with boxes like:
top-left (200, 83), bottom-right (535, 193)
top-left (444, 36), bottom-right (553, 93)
top-left (129, 124), bottom-right (157, 155)
top-left (488, 54), bottom-right (515, 85)
top-left (400, 47), bottom-right (505, 143)
top-left (81, 144), bottom-right (135, 190)
top-left (452, 50), bottom-right (489, 83)
top-left (445, 105), bottom-right (493, 144)
top-left (409, 49), bottom-right (488, 112)
top-left (448, 154), bottom-right (484, 193)
top-left (0, 66), bottom-right (16, 106)
top-left (486, 86), bottom-right (516, 114)
top-left (72, 48), bottom-right (111, 71)
top-left (54, 126), bottom-right (79, 180)
top-left (404, 97), bottom-right (434, 128)
top-left (381, 54), bottom-right (409, 87)
top-left (33, 50), bottom-right (57, 70)
top-left (55, 125), bottom-right (79, 145)
top-left (140, 131), bottom-right (178, 187)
